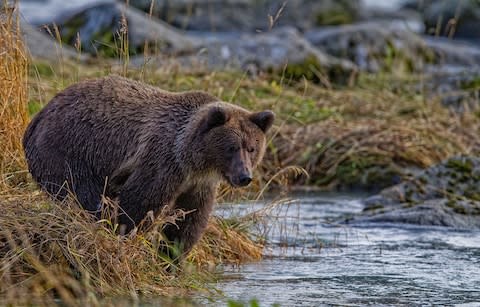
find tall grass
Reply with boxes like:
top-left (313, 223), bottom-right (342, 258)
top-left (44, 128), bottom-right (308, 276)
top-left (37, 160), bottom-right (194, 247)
top-left (0, 193), bottom-right (263, 305)
top-left (0, 3), bottom-right (28, 189)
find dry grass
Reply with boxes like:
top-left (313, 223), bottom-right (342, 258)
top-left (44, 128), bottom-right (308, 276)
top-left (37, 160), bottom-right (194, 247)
top-left (264, 79), bottom-right (480, 189)
top-left (0, 5), bottom-right (28, 189)
top-left (0, 192), bottom-right (263, 306)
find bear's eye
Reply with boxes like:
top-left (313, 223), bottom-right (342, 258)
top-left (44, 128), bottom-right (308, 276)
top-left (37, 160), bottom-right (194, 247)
top-left (229, 145), bottom-right (240, 153)
top-left (247, 147), bottom-right (255, 153)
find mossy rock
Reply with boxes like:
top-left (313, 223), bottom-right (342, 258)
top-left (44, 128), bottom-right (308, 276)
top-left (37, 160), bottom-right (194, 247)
top-left (446, 158), bottom-right (474, 174)
top-left (283, 55), bottom-right (355, 86)
top-left (315, 8), bottom-right (355, 26)
top-left (314, 0), bottom-right (359, 26)
top-left (330, 159), bottom-right (403, 191)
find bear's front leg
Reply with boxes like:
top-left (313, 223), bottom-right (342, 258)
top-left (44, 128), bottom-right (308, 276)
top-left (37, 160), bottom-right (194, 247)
top-left (162, 184), bottom-right (216, 260)
top-left (114, 170), bottom-right (181, 233)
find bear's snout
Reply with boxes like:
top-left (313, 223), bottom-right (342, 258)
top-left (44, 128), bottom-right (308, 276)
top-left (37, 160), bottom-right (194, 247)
top-left (230, 171), bottom-right (252, 187)
top-left (238, 174), bottom-right (253, 187)
top-left (225, 168), bottom-right (253, 187)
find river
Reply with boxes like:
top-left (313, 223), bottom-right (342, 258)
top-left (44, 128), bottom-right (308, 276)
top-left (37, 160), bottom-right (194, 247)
top-left (213, 193), bottom-right (480, 306)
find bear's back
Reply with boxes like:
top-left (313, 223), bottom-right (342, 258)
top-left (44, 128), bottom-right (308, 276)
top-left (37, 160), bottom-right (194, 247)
top-left (23, 76), bottom-right (218, 210)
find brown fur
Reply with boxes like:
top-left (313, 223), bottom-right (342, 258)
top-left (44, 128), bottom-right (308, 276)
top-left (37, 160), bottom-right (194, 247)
top-left (23, 76), bottom-right (274, 257)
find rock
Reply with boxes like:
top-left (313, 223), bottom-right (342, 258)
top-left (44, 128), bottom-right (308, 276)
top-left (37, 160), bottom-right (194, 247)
top-left (129, 0), bottom-right (364, 32)
top-left (20, 20), bottom-right (86, 61)
top-left (404, 0), bottom-right (480, 44)
top-left (422, 66), bottom-right (480, 111)
top-left (19, 1), bottom-right (357, 82)
top-left (349, 156), bottom-right (480, 229)
top-left (20, 0), bottom-right (200, 57)
top-left (131, 27), bottom-right (358, 84)
top-left (425, 37), bottom-right (480, 67)
top-left (361, 8), bottom-right (425, 34)
top-left (305, 20), bottom-right (431, 73)
top-left (350, 199), bottom-right (480, 229)
top-left (418, 38), bottom-right (480, 110)
top-left (18, 0), bottom-right (109, 25)
top-left (1, 4), bottom-right (84, 61)
top-left (121, 3), bottom-right (201, 52)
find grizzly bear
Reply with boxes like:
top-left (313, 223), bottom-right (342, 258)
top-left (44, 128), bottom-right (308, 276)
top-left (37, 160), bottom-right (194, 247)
top-left (23, 75), bottom-right (274, 257)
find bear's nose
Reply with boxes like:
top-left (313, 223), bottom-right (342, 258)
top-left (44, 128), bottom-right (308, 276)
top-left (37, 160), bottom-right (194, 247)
top-left (238, 175), bottom-right (252, 187)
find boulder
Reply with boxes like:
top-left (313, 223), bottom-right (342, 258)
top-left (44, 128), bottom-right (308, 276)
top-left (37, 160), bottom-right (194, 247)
top-left (348, 156), bottom-right (480, 229)
top-left (305, 20), bottom-right (431, 73)
top-left (20, 20), bottom-right (86, 61)
top-left (420, 38), bottom-right (480, 110)
top-left (1, 3), bottom-right (83, 61)
top-left (349, 199), bottom-right (480, 229)
top-left (404, 0), bottom-right (480, 44)
top-left (424, 37), bottom-right (480, 67)
top-left (129, 0), bottom-right (364, 32)
top-left (131, 27), bottom-right (358, 84)
top-left (19, 0), bottom-right (200, 57)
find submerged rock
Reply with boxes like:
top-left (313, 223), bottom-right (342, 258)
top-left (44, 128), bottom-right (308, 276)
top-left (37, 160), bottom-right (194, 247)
top-left (348, 156), bottom-right (480, 229)
top-left (351, 199), bottom-right (480, 228)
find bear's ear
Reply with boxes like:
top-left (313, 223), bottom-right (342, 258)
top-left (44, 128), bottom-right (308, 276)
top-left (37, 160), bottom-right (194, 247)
top-left (201, 106), bottom-right (229, 133)
top-left (250, 110), bottom-right (275, 133)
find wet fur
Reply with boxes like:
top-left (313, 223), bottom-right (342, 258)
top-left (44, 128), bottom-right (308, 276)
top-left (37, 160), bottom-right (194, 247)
top-left (23, 75), bottom-right (273, 257)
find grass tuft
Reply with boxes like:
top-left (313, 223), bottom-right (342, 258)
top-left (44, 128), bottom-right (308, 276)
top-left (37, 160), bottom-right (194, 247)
top-left (0, 4), bottom-right (28, 189)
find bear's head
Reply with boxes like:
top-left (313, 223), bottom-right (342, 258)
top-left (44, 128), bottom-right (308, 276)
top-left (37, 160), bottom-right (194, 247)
top-left (196, 104), bottom-right (275, 187)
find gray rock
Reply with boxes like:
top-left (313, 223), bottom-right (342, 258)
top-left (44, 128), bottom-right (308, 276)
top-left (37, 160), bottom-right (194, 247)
top-left (1, 5), bottom-right (84, 60)
top-left (129, 0), bottom-right (364, 32)
top-left (352, 199), bottom-right (480, 229)
top-left (350, 156), bottom-right (480, 229)
top-left (131, 27), bottom-right (358, 84)
top-left (404, 0), bottom-right (480, 44)
top-left (18, 0), bottom-right (113, 25)
top-left (425, 37), bottom-right (480, 67)
top-left (121, 3), bottom-right (201, 52)
top-left (305, 20), bottom-right (430, 73)
top-left (18, 1), bottom-right (357, 81)
top-left (20, 0), bottom-right (199, 56)
top-left (418, 38), bottom-right (480, 110)
top-left (422, 66), bottom-right (480, 111)
top-left (21, 20), bottom-right (86, 60)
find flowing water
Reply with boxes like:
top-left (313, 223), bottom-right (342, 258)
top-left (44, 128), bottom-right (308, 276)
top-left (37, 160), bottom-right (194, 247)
top-left (213, 193), bottom-right (480, 306)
